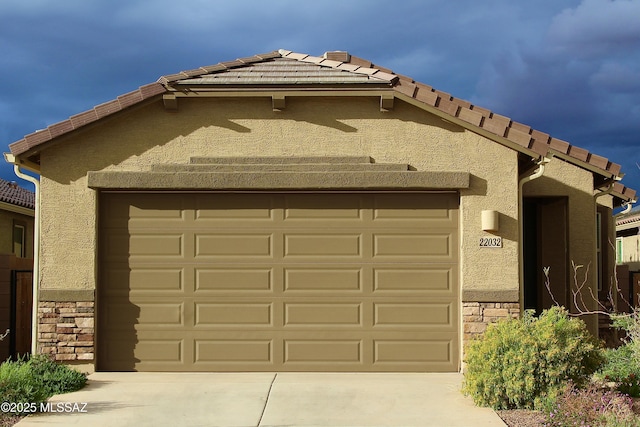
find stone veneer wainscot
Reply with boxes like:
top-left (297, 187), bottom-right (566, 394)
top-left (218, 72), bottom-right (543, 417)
top-left (38, 301), bottom-right (94, 361)
top-left (462, 302), bottom-right (520, 344)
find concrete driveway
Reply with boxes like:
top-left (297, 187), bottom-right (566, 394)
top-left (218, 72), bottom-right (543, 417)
top-left (16, 372), bottom-right (506, 427)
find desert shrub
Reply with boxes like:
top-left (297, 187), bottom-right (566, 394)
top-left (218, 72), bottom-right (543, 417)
top-left (543, 382), bottom-right (640, 427)
top-left (599, 309), bottom-right (640, 398)
top-left (0, 355), bottom-right (87, 414)
top-left (463, 306), bottom-right (604, 410)
top-left (0, 358), bottom-right (48, 406)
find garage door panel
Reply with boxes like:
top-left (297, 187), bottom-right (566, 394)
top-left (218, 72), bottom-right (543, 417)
top-left (129, 234), bottom-right (184, 257)
top-left (195, 303), bottom-right (273, 326)
top-left (284, 267), bottom-right (362, 292)
top-left (195, 340), bottom-right (273, 363)
top-left (103, 268), bottom-right (186, 296)
top-left (373, 267), bottom-right (455, 293)
top-left (133, 339), bottom-right (184, 363)
top-left (374, 339), bottom-right (452, 364)
top-left (373, 303), bottom-right (453, 328)
top-left (99, 192), bottom-right (459, 372)
top-left (284, 340), bottom-right (362, 363)
top-left (196, 234), bottom-right (272, 257)
top-left (131, 269), bottom-right (184, 291)
top-left (136, 303), bottom-right (184, 326)
top-left (284, 303), bottom-right (362, 326)
top-left (284, 234), bottom-right (362, 257)
top-left (103, 301), bottom-right (185, 328)
top-left (373, 234), bottom-right (453, 258)
top-left (195, 268), bottom-right (273, 291)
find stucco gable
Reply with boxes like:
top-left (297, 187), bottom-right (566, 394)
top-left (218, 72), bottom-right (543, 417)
top-left (5, 49), bottom-right (635, 202)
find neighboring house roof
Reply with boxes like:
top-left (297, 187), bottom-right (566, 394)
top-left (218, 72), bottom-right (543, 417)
top-left (0, 178), bottom-right (35, 210)
top-left (6, 49), bottom-right (636, 202)
top-left (616, 205), bottom-right (640, 228)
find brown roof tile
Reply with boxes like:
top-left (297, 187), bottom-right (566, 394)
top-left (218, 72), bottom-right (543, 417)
top-left (608, 162), bottom-right (621, 177)
top-left (588, 153), bottom-right (609, 170)
top-left (436, 96), bottom-right (460, 116)
top-left (414, 85), bottom-right (438, 106)
top-left (509, 121), bottom-right (531, 134)
top-left (567, 145), bottom-right (589, 162)
top-left (454, 98), bottom-right (472, 110)
top-left (49, 120), bottom-right (74, 138)
top-left (530, 129), bottom-right (550, 145)
top-left (94, 100), bottom-right (122, 119)
top-left (505, 126), bottom-right (533, 148)
top-left (69, 110), bottom-right (99, 128)
top-left (470, 105), bottom-right (491, 116)
top-left (549, 137), bottom-right (570, 154)
top-left (0, 178), bottom-right (35, 210)
top-left (529, 139), bottom-right (550, 156)
top-left (117, 90), bottom-right (143, 108)
top-left (482, 115), bottom-right (510, 137)
top-left (395, 80), bottom-right (417, 97)
top-left (458, 108), bottom-right (484, 127)
top-left (139, 83), bottom-right (166, 98)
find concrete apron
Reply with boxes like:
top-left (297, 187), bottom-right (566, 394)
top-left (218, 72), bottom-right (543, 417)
top-left (16, 372), bottom-right (505, 427)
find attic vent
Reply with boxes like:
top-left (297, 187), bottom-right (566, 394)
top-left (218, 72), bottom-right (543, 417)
top-left (324, 51), bottom-right (350, 62)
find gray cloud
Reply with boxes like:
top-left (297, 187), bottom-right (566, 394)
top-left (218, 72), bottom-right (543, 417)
top-left (548, 0), bottom-right (640, 57)
top-left (1, 0), bottom-right (638, 191)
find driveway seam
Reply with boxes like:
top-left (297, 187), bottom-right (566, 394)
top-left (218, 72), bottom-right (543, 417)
top-left (257, 373), bottom-right (277, 426)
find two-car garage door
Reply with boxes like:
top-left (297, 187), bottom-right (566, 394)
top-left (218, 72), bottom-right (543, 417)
top-left (98, 192), bottom-right (459, 372)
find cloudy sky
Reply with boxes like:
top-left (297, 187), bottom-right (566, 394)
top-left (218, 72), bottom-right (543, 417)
top-left (1, 0), bottom-right (639, 194)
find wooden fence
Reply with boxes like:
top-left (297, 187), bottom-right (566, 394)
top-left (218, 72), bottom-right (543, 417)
top-left (0, 254), bottom-right (33, 361)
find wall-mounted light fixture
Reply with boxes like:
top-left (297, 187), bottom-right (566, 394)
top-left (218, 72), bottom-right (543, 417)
top-left (481, 210), bottom-right (499, 232)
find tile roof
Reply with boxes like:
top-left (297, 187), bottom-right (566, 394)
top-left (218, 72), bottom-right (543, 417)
top-left (175, 57), bottom-right (393, 86)
top-left (6, 49), bottom-right (635, 201)
top-left (0, 178), bottom-right (35, 210)
top-left (616, 204), bottom-right (640, 227)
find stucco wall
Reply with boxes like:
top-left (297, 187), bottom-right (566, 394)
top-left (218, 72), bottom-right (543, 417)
top-left (620, 235), bottom-right (640, 270)
top-left (38, 96), bottom-right (520, 298)
top-left (522, 159), bottom-right (598, 329)
top-left (0, 208), bottom-right (34, 258)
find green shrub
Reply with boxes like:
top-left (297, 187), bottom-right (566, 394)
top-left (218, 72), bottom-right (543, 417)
top-left (26, 355), bottom-right (87, 396)
top-left (463, 306), bottom-right (604, 410)
top-left (598, 309), bottom-right (640, 398)
top-left (0, 358), bottom-right (48, 406)
top-left (0, 355), bottom-right (87, 415)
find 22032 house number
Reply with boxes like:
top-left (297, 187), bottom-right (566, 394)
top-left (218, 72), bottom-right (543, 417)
top-left (479, 237), bottom-right (502, 248)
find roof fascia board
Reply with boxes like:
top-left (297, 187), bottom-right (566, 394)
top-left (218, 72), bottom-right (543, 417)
top-left (549, 150), bottom-right (618, 181)
top-left (394, 92), bottom-right (545, 160)
top-left (0, 200), bottom-right (34, 217)
top-left (169, 88), bottom-right (396, 98)
top-left (616, 221), bottom-right (640, 231)
top-left (4, 153), bottom-right (41, 174)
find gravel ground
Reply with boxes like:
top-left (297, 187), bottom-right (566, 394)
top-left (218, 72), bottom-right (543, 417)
top-left (497, 409), bottom-right (546, 427)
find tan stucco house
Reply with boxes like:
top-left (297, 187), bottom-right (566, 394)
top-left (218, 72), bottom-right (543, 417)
top-left (0, 178), bottom-right (35, 360)
top-left (615, 206), bottom-right (640, 309)
top-left (0, 179), bottom-right (34, 259)
top-left (3, 49), bottom-right (637, 373)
